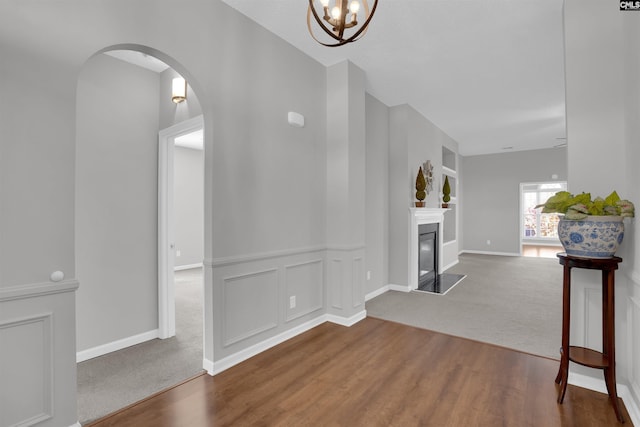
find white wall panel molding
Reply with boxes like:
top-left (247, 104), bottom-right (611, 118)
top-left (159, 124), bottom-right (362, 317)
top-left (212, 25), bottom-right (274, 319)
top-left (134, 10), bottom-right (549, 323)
top-left (631, 269), bottom-right (640, 288)
top-left (284, 259), bottom-right (324, 322)
top-left (0, 279), bottom-right (79, 303)
top-left (222, 269), bottom-right (279, 347)
top-left (329, 259), bottom-right (343, 310)
top-left (628, 294), bottom-right (640, 424)
top-left (352, 257), bottom-right (364, 308)
top-left (326, 244), bottom-right (365, 252)
top-left (211, 246), bottom-right (326, 268)
top-left (174, 263), bottom-right (203, 271)
top-left (582, 287), bottom-right (603, 351)
top-left (0, 313), bottom-right (53, 426)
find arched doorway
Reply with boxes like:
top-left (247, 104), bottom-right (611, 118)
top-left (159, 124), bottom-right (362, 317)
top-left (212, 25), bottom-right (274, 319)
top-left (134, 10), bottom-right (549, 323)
top-left (74, 46), bottom-right (211, 424)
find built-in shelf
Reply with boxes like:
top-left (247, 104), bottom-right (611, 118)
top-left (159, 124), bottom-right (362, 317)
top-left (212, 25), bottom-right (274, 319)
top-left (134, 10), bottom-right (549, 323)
top-left (441, 146), bottom-right (458, 249)
top-left (442, 146), bottom-right (456, 172)
top-left (442, 165), bottom-right (457, 176)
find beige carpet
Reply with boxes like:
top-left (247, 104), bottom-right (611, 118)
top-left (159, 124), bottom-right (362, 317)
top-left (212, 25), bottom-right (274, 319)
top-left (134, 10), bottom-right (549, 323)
top-left (366, 253), bottom-right (563, 360)
top-left (77, 268), bottom-right (204, 425)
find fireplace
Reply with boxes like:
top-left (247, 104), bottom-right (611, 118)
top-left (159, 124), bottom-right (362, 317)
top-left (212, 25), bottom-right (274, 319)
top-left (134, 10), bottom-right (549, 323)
top-left (418, 223), bottom-right (438, 290)
top-left (410, 208), bottom-right (465, 295)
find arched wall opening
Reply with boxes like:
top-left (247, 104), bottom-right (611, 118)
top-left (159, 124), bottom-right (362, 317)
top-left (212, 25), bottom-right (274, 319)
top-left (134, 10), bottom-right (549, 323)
top-left (74, 44), bottom-right (213, 423)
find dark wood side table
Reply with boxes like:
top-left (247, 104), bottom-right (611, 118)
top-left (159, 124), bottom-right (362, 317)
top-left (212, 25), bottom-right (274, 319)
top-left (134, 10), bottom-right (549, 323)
top-left (555, 253), bottom-right (624, 423)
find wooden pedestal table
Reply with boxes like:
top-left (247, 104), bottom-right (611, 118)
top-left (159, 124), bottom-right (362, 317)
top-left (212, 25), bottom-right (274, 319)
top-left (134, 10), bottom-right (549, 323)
top-left (555, 253), bottom-right (624, 423)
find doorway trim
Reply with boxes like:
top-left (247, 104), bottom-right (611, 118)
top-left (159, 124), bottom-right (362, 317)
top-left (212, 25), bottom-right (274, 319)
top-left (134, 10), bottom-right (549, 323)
top-left (158, 115), bottom-right (204, 339)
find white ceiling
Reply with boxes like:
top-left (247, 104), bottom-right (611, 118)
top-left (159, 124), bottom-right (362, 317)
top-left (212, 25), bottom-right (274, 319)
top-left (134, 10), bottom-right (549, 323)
top-left (219, 0), bottom-right (566, 156)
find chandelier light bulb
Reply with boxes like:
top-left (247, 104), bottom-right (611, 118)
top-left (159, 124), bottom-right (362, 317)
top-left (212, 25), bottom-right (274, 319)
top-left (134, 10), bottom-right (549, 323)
top-left (320, 0), bottom-right (329, 6)
top-left (349, 1), bottom-right (360, 14)
top-left (331, 6), bottom-right (341, 20)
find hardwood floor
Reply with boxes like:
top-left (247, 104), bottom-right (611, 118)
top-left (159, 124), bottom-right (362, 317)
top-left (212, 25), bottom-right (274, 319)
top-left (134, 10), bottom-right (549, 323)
top-left (87, 318), bottom-right (632, 427)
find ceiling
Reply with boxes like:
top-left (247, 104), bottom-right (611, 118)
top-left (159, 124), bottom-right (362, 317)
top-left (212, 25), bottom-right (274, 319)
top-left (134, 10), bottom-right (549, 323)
top-left (219, 0), bottom-right (567, 156)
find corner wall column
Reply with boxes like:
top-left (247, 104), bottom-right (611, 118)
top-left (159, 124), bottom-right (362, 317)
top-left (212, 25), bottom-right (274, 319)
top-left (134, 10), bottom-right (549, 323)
top-left (325, 61), bottom-right (366, 323)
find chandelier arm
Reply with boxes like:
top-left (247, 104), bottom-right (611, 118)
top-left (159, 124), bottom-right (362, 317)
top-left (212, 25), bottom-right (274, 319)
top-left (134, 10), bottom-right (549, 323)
top-left (336, 0), bottom-right (348, 40)
top-left (308, 1), bottom-right (344, 42)
top-left (343, 0), bottom-right (378, 43)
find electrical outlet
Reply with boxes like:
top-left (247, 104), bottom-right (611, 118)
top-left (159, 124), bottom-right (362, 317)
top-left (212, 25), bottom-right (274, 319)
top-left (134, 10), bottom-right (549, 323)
top-left (289, 295), bottom-right (296, 309)
top-left (486, 240), bottom-right (491, 246)
top-left (176, 250), bottom-right (181, 256)
top-left (366, 270), bottom-right (371, 281)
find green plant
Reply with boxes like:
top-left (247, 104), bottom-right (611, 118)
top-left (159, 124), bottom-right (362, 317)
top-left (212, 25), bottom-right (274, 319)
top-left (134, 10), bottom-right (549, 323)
top-left (442, 176), bottom-right (451, 203)
top-left (536, 190), bottom-right (635, 220)
top-left (415, 167), bottom-right (426, 201)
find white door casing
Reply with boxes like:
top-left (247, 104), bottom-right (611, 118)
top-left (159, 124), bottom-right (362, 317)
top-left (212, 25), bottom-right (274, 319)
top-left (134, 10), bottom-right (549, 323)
top-left (158, 115), bottom-right (204, 339)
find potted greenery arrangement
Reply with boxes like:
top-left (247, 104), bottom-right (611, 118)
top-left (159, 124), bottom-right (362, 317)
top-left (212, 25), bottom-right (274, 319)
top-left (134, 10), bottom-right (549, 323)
top-left (442, 176), bottom-right (451, 208)
top-left (536, 190), bottom-right (635, 258)
top-left (415, 166), bottom-right (426, 207)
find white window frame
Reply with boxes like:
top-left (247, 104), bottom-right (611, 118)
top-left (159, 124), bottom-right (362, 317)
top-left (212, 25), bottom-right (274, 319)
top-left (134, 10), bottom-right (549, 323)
top-left (520, 181), bottom-right (567, 246)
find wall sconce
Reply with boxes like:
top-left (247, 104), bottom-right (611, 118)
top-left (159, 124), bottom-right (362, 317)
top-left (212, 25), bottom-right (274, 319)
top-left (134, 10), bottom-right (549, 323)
top-left (172, 77), bottom-right (187, 104)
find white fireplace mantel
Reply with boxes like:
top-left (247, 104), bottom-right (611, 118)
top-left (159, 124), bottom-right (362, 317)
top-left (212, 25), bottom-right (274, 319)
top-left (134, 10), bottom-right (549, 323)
top-left (408, 208), bottom-right (448, 290)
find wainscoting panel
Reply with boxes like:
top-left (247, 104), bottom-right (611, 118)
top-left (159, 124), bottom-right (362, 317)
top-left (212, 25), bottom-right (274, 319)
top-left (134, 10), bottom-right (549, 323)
top-left (583, 287), bottom-right (603, 351)
top-left (285, 259), bottom-right (324, 322)
top-left (0, 313), bottom-right (53, 426)
top-left (222, 269), bottom-right (279, 347)
top-left (352, 257), bottom-right (364, 309)
top-left (0, 280), bottom-right (78, 427)
top-left (329, 259), bottom-right (343, 310)
top-left (629, 283), bottom-right (640, 416)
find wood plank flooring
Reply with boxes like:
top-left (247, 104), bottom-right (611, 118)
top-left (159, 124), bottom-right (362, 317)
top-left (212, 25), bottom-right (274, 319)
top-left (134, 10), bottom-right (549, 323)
top-left (87, 318), bottom-right (632, 427)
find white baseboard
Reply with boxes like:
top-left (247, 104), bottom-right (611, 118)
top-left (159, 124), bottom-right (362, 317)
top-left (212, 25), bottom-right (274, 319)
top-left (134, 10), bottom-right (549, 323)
top-left (326, 310), bottom-right (367, 327)
top-left (174, 263), bottom-right (203, 271)
top-left (460, 250), bottom-right (521, 257)
top-left (389, 283), bottom-right (411, 292)
top-left (365, 285), bottom-right (390, 301)
top-left (76, 329), bottom-right (159, 363)
top-left (569, 372), bottom-right (640, 426)
top-left (208, 311), bottom-right (367, 376)
top-left (209, 316), bottom-right (329, 375)
top-left (203, 358), bottom-right (214, 375)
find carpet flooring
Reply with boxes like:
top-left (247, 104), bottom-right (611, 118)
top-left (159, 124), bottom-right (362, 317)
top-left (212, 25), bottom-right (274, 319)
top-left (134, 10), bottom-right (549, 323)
top-left (77, 268), bottom-right (204, 425)
top-left (366, 253), bottom-right (563, 360)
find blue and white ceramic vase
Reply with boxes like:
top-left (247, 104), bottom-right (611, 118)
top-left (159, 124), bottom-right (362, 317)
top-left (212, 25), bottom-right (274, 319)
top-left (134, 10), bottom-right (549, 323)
top-left (557, 216), bottom-right (624, 258)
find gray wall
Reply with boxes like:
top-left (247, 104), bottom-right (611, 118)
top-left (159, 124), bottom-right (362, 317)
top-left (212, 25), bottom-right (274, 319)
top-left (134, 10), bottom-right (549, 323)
top-left (564, 0), bottom-right (639, 393)
top-left (75, 54), bottom-right (160, 351)
top-left (460, 148), bottom-right (567, 255)
top-left (364, 94), bottom-right (389, 295)
top-left (174, 146), bottom-right (204, 267)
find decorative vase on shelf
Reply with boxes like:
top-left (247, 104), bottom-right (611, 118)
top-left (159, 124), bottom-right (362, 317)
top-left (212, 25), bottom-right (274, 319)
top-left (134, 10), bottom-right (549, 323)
top-left (557, 215), bottom-right (624, 259)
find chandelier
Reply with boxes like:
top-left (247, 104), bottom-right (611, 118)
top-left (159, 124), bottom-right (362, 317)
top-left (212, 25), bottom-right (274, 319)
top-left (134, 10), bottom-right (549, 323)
top-left (307, 0), bottom-right (378, 47)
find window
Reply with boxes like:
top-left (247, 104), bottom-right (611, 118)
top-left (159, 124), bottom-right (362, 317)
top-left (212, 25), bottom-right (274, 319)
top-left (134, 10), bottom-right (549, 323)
top-left (521, 182), bottom-right (567, 241)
